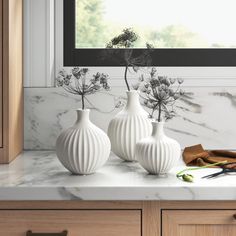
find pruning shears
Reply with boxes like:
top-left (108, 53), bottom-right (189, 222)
top-left (202, 162), bottom-right (236, 179)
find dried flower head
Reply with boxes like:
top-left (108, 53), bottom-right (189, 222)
top-left (106, 28), bottom-right (138, 49)
top-left (134, 67), bottom-right (184, 122)
top-left (105, 28), bottom-right (154, 91)
top-left (56, 67), bottom-right (110, 109)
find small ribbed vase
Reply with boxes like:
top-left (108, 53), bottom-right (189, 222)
top-left (56, 109), bottom-right (111, 175)
top-left (136, 122), bottom-right (181, 175)
top-left (108, 90), bottom-right (152, 162)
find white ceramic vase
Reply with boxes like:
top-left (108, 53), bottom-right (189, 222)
top-left (56, 109), bottom-right (111, 175)
top-left (108, 90), bottom-right (152, 162)
top-left (136, 121), bottom-right (181, 175)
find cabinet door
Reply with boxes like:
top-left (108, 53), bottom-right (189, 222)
top-left (0, 210), bottom-right (141, 236)
top-left (162, 210), bottom-right (236, 236)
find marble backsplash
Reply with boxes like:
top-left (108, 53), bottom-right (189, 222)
top-left (24, 86), bottom-right (236, 150)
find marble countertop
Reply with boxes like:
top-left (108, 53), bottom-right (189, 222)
top-left (0, 151), bottom-right (235, 200)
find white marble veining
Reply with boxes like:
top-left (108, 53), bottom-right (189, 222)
top-left (0, 151), bottom-right (235, 200)
top-left (24, 87), bottom-right (236, 150)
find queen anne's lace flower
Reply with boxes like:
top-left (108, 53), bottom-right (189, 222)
top-left (134, 68), bottom-right (185, 122)
top-left (56, 67), bottom-right (110, 109)
top-left (106, 28), bottom-right (153, 91)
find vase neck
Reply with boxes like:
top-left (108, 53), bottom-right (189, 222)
top-left (125, 90), bottom-right (143, 112)
top-left (152, 122), bottom-right (165, 138)
top-left (75, 109), bottom-right (90, 125)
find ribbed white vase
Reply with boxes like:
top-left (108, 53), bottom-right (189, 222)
top-left (108, 90), bottom-right (152, 162)
top-left (136, 121), bottom-right (181, 175)
top-left (56, 109), bottom-right (111, 175)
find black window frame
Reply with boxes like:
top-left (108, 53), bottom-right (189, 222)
top-left (64, 0), bottom-right (236, 67)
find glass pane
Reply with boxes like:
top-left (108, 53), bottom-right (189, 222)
top-left (75, 0), bottom-right (236, 48)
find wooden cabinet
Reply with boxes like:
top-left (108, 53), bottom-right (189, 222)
top-left (0, 0), bottom-right (3, 148)
top-left (0, 210), bottom-right (141, 236)
top-left (0, 0), bottom-right (23, 163)
top-left (1, 201), bottom-right (236, 236)
top-left (162, 210), bottom-right (236, 236)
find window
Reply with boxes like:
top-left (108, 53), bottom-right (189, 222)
top-left (64, 0), bottom-right (236, 66)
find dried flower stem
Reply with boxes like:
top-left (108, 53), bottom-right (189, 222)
top-left (81, 94), bottom-right (85, 110)
top-left (124, 65), bottom-right (130, 91)
top-left (158, 103), bottom-right (162, 122)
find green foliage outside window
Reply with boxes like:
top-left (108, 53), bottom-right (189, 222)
top-left (75, 0), bottom-right (234, 48)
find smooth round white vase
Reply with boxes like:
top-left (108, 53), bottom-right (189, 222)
top-left (56, 109), bottom-right (111, 175)
top-left (136, 121), bottom-right (181, 175)
top-left (108, 90), bottom-right (152, 162)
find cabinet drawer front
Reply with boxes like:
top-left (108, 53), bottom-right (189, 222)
top-left (162, 210), bottom-right (236, 236)
top-left (0, 210), bottom-right (141, 236)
